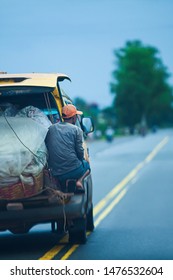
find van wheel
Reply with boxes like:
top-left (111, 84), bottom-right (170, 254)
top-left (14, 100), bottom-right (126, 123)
top-left (68, 218), bottom-right (87, 244)
top-left (86, 203), bottom-right (94, 231)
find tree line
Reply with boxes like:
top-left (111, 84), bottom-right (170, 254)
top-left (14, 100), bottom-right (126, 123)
top-left (75, 40), bottom-right (173, 136)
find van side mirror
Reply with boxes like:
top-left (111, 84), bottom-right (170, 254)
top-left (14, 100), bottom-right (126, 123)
top-left (81, 117), bottom-right (94, 134)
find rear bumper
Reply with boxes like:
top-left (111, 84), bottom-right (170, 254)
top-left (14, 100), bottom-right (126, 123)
top-left (0, 193), bottom-right (87, 231)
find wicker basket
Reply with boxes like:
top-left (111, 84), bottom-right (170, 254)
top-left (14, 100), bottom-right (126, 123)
top-left (0, 171), bottom-right (43, 200)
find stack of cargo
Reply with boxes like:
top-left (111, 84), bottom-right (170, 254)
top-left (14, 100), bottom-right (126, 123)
top-left (0, 105), bottom-right (51, 199)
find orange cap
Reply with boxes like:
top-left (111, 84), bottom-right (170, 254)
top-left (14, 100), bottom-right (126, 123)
top-left (62, 104), bottom-right (83, 119)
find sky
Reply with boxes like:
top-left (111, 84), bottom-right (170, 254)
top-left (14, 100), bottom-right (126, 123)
top-left (1, 0), bottom-right (173, 108)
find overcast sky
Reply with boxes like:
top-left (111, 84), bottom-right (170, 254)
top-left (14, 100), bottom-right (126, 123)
top-left (1, 0), bottom-right (173, 107)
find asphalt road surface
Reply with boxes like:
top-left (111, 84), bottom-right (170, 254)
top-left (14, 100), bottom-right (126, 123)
top-left (0, 128), bottom-right (173, 260)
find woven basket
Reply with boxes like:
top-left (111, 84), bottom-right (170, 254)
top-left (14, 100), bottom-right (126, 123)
top-left (0, 171), bottom-right (43, 200)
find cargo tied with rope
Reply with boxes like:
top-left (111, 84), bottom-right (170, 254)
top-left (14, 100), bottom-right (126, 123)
top-left (0, 171), bottom-right (43, 200)
top-left (0, 115), bottom-right (48, 199)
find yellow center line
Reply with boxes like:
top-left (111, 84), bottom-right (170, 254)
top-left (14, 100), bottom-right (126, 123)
top-left (61, 244), bottom-right (79, 260)
top-left (94, 188), bottom-right (128, 227)
top-left (94, 170), bottom-right (137, 216)
top-left (39, 235), bottom-right (68, 260)
top-left (61, 188), bottom-right (128, 260)
top-left (145, 136), bottom-right (169, 163)
top-left (94, 136), bottom-right (169, 216)
top-left (39, 136), bottom-right (169, 260)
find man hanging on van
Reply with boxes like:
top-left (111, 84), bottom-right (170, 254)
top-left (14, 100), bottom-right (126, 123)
top-left (45, 104), bottom-right (90, 190)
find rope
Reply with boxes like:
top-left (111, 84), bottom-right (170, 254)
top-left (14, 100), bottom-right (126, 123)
top-left (0, 106), bottom-right (46, 167)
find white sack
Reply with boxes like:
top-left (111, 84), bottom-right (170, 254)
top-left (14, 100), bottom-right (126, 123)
top-left (0, 117), bottom-right (48, 185)
top-left (16, 106), bottom-right (52, 129)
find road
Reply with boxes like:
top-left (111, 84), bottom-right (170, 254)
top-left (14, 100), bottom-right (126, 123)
top-left (0, 129), bottom-right (173, 260)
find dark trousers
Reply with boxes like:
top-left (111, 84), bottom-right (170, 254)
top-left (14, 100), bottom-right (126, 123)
top-left (55, 160), bottom-right (90, 181)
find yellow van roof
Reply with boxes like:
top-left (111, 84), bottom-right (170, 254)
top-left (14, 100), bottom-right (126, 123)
top-left (0, 73), bottom-right (71, 88)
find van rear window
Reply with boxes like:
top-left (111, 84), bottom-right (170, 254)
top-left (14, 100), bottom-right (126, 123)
top-left (0, 86), bottom-right (53, 96)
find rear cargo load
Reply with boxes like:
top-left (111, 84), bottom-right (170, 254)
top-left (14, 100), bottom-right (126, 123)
top-left (0, 107), bottom-right (49, 199)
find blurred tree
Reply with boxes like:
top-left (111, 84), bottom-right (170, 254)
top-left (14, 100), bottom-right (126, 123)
top-left (87, 103), bottom-right (100, 128)
top-left (74, 97), bottom-right (88, 115)
top-left (102, 106), bottom-right (116, 127)
top-left (74, 97), bottom-right (100, 129)
top-left (110, 40), bottom-right (173, 131)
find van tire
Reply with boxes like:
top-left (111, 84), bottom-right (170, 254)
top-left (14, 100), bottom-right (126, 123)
top-left (68, 217), bottom-right (87, 244)
top-left (86, 203), bottom-right (94, 231)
